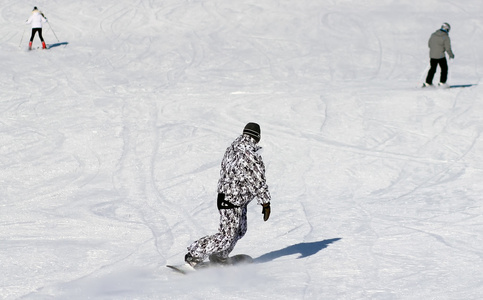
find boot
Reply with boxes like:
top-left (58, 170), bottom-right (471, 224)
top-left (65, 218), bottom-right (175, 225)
top-left (42, 41), bottom-right (47, 49)
top-left (209, 254), bottom-right (229, 265)
top-left (184, 253), bottom-right (203, 268)
top-left (28, 41), bottom-right (32, 50)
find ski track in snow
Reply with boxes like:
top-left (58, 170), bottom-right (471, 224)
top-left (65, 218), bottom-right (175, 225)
top-left (1, 0), bottom-right (483, 299)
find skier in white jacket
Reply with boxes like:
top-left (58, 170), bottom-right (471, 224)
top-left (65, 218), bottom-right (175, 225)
top-left (26, 7), bottom-right (48, 50)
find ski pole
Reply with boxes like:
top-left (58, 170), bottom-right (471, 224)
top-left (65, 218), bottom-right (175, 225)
top-left (419, 63), bottom-right (430, 86)
top-left (448, 58), bottom-right (454, 84)
top-left (48, 22), bottom-right (60, 42)
top-left (19, 27), bottom-right (26, 48)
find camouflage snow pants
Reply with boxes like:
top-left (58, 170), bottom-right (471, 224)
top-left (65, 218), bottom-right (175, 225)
top-left (187, 199), bottom-right (248, 261)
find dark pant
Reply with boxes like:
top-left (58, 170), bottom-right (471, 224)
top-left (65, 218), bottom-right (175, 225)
top-left (426, 58), bottom-right (448, 84)
top-left (29, 28), bottom-right (44, 42)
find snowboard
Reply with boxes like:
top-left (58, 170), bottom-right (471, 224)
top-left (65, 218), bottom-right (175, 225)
top-left (167, 254), bottom-right (253, 275)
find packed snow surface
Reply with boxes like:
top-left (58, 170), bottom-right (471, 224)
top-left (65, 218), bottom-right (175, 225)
top-left (1, 0), bottom-right (482, 299)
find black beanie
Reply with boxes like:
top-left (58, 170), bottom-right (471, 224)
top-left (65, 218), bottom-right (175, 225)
top-left (243, 122), bottom-right (261, 143)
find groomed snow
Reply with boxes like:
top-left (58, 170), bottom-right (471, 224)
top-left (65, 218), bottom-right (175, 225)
top-left (1, 0), bottom-right (482, 299)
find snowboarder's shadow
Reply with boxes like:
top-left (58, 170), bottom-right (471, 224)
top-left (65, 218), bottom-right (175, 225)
top-left (48, 42), bottom-right (69, 48)
top-left (254, 238), bottom-right (341, 263)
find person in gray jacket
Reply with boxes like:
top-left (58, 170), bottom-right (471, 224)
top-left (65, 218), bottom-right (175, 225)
top-left (424, 23), bottom-right (455, 87)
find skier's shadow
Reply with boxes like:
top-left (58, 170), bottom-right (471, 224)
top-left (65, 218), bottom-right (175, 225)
top-left (48, 42), bottom-right (69, 49)
top-left (449, 84), bottom-right (477, 88)
top-left (254, 238), bottom-right (341, 263)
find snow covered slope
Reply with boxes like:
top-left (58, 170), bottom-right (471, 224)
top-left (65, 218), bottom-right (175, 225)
top-left (1, 0), bottom-right (482, 299)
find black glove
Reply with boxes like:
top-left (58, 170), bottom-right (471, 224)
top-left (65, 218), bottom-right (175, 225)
top-left (262, 203), bottom-right (270, 221)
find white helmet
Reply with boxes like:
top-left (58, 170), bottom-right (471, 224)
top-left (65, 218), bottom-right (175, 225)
top-left (441, 22), bottom-right (451, 32)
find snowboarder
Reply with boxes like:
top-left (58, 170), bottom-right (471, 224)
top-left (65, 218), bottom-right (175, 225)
top-left (184, 122), bottom-right (271, 268)
top-left (26, 7), bottom-right (48, 50)
top-left (423, 22), bottom-right (455, 87)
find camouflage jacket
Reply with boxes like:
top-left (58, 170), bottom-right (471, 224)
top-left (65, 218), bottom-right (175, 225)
top-left (217, 134), bottom-right (271, 207)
